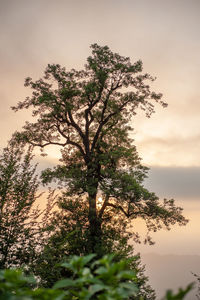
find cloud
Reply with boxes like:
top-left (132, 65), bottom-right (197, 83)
top-left (132, 118), bottom-right (200, 167)
top-left (144, 166), bottom-right (200, 199)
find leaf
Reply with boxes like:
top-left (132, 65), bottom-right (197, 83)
top-left (53, 279), bottom-right (74, 289)
top-left (119, 282), bottom-right (138, 294)
top-left (89, 283), bottom-right (106, 296)
top-left (82, 254), bottom-right (96, 266)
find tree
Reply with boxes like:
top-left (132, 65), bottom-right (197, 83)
top-left (12, 43), bottom-right (188, 254)
top-left (0, 140), bottom-right (40, 269)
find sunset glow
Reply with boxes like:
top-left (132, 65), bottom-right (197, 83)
top-left (1, 1), bottom-right (200, 296)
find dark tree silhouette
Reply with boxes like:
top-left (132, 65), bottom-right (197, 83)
top-left (12, 44), bottom-right (188, 253)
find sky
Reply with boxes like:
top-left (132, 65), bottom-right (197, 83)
top-left (0, 0), bottom-right (200, 256)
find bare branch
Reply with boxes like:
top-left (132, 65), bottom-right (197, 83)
top-left (106, 202), bottom-right (137, 218)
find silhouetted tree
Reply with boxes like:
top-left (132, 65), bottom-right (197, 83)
top-left (12, 43), bottom-right (188, 254)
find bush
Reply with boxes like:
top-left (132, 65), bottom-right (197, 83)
top-left (0, 254), bottom-right (193, 300)
top-left (0, 254), bottom-right (138, 299)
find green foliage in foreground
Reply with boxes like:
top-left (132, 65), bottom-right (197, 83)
top-left (0, 254), bottom-right (138, 300)
top-left (0, 254), bottom-right (193, 300)
top-left (161, 284), bottom-right (193, 300)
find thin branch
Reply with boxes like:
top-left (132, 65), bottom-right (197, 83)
top-left (56, 124), bottom-right (86, 157)
top-left (28, 141), bottom-right (69, 148)
top-left (88, 84), bottom-right (104, 110)
top-left (106, 202), bottom-right (137, 218)
top-left (98, 194), bottom-right (109, 218)
top-left (91, 98), bottom-right (131, 151)
top-left (68, 109), bottom-right (85, 141)
top-left (88, 110), bottom-right (94, 125)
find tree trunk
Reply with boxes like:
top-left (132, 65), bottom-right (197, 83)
top-left (86, 159), bottom-right (103, 255)
top-left (88, 192), bottom-right (103, 255)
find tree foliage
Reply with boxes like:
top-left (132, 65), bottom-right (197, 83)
top-left (12, 43), bottom-right (188, 253)
top-left (31, 192), bottom-right (155, 299)
top-left (0, 254), bottom-right (139, 300)
top-left (0, 255), bottom-right (193, 300)
top-left (0, 140), bottom-right (40, 269)
top-left (192, 273), bottom-right (200, 299)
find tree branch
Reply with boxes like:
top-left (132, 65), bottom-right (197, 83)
top-left (28, 141), bottom-right (69, 148)
top-left (105, 202), bottom-right (137, 218)
top-left (91, 106), bottom-right (124, 152)
top-left (68, 109), bottom-right (85, 141)
top-left (98, 194), bottom-right (109, 218)
top-left (56, 124), bottom-right (86, 157)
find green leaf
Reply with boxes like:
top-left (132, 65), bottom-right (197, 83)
top-left (89, 283), bottom-right (106, 296)
top-left (53, 279), bottom-right (74, 289)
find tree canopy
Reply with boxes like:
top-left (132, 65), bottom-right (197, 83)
top-left (0, 140), bottom-right (39, 268)
top-left (12, 43), bottom-right (188, 253)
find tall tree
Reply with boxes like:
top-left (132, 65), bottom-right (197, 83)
top-left (0, 140), bottom-right (39, 268)
top-left (12, 44), bottom-right (188, 253)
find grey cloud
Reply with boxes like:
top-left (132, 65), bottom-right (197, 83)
top-left (144, 166), bottom-right (200, 199)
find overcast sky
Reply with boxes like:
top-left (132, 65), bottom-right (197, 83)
top-left (0, 0), bottom-right (200, 255)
